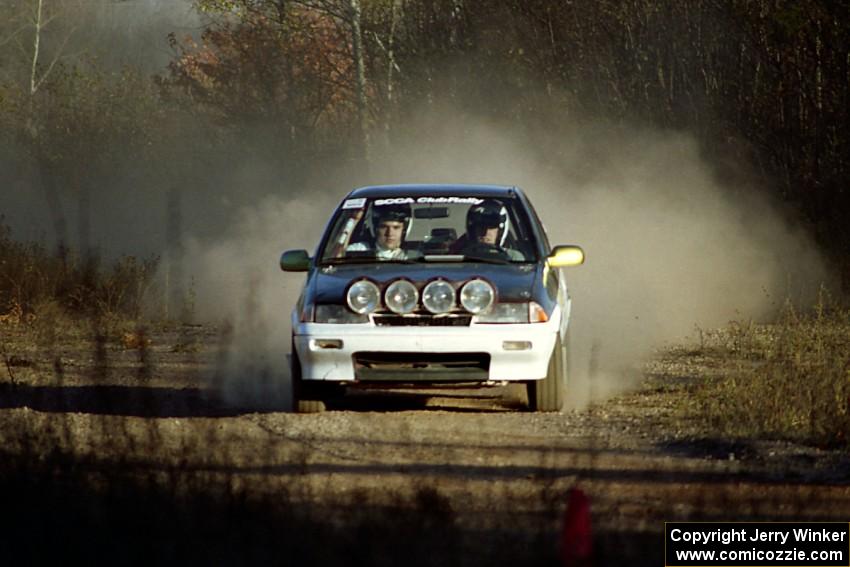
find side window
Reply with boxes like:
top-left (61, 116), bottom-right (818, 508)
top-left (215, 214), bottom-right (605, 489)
top-left (504, 201), bottom-right (538, 261)
top-left (523, 200), bottom-right (549, 253)
top-left (321, 208), bottom-right (368, 259)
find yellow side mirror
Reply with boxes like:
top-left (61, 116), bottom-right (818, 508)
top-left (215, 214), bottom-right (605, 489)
top-left (547, 245), bottom-right (585, 268)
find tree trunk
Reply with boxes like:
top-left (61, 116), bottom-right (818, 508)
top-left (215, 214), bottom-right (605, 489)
top-left (349, 0), bottom-right (370, 165)
top-left (165, 185), bottom-right (184, 321)
top-left (37, 160), bottom-right (69, 261)
top-left (76, 174), bottom-right (91, 263)
top-left (28, 0), bottom-right (68, 258)
top-left (383, 0), bottom-right (402, 149)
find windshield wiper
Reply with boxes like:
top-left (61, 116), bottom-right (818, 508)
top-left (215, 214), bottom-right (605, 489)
top-left (415, 253), bottom-right (514, 265)
top-left (462, 255), bottom-right (512, 265)
top-left (378, 258), bottom-right (417, 264)
top-left (419, 254), bottom-right (464, 262)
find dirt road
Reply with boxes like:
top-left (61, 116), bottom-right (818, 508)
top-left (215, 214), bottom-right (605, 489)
top-left (1, 323), bottom-right (848, 566)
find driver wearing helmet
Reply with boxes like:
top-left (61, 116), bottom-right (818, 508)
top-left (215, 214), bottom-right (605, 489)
top-left (449, 200), bottom-right (523, 260)
top-left (347, 202), bottom-right (412, 260)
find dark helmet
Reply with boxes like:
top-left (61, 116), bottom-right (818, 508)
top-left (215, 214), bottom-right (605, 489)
top-left (371, 202), bottom-right (412, 235)
top-left (466, 199), bottom-right (508, 243)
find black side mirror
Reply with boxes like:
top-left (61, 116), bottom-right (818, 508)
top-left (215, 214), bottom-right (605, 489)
top-left (280, 249), bottom-right (310, 272)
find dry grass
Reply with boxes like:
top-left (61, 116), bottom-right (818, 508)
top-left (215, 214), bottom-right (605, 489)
top-left (0, 222), bottom-right (159, 324)
top-left (693, 293), bottom-right (850, 448)
top-left (2, 223), bottom-right (847, 566)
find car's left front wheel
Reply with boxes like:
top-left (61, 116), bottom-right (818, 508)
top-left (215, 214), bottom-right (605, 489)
top-left (290, 338), bottom-right (326, 413)
top-left (526, 333), bottom-right (568, 412)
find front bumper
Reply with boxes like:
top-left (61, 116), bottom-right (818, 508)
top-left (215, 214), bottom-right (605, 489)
top-left (292, 308), bottom-right (562, 383)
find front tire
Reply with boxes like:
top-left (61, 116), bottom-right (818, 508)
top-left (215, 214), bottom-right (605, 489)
top-left (527, 334), bottom-right (567, 412)
top-left (290, 338), bottom-right (326, 414)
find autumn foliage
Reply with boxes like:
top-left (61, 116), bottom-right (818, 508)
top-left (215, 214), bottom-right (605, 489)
top-left (163, 3), bottom-right (364, 155)
top-left (1, 0), bottom-right (849, 283)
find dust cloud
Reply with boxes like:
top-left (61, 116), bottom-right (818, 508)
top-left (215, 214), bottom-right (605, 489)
top-left (534, 131), bottom-right (831, 406)
top-left (182, 192), bottom-right (338, 407)
top-left (186, 107), bottom-right (831, 409)
top-left (0, 1), bottom-right (835, 410)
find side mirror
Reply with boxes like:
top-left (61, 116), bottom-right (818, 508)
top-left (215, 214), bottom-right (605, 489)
top-left (547, 245), bottom-right (585, 268)
top-left (280, 249), bottom-right (311, 272)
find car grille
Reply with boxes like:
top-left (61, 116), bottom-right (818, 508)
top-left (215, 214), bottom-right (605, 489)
top-left (353, 352), bottom-right (490, 382)
top-left (371, 313), bottom-right (472, 326)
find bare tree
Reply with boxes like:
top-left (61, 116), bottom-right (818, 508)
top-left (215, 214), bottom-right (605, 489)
top-left (347, 0), bottom-right (370, 163)
top-left (2, 0), bottom-right (81, 257)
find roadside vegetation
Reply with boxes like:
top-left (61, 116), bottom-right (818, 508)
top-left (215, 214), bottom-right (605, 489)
top-left (0, 222), bottom-right (159, 324)
top-left (691, 294), bottom-right (850, 448)
top-left (0, 221), bottom-right (163, 373)
top-left (1, 225), bottom-right (847, 565)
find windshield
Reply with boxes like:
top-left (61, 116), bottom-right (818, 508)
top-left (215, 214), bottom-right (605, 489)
top-left (319, 195), bottom-right (538, 264)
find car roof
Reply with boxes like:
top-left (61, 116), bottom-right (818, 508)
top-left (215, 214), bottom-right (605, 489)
top-left (346, 184), bottom-right (522, 199)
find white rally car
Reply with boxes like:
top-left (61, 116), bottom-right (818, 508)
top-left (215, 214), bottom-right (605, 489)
top-left (280, 184), bottom-right (584, 412)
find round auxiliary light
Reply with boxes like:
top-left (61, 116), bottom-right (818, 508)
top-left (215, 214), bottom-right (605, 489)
top-left (422, 280), bottom-right (456, 314)
top-left (460, 279), bottom-right (495, 314)
top-left (346, 279), bottom-right (380, 314)
top-left (385, 279), bottom-right (418, 314)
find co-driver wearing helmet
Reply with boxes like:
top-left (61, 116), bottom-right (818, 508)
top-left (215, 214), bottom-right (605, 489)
top-left (449, 200), bottom-right (523, 260)
top-left (346, 203), bottom-right (411, 260)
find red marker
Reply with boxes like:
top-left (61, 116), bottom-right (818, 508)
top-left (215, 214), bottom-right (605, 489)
top-left (560, 488), bottom-right (593, 567)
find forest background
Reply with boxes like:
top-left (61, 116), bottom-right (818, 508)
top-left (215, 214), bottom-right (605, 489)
top-left (1, 0), bottom-right (848, 321)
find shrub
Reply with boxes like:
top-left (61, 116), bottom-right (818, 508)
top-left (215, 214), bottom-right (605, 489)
top-left (0, 221), bottom-right (159, 323)
top-left (696, 294), bottom-right (850, 447)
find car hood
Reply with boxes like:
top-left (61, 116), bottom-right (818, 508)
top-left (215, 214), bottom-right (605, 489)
top-left (312, 262), bottom-right (540, 304)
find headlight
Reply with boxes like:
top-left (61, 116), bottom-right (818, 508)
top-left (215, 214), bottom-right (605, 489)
top-left (528, 301), bottom-right (549, 323)
top-left (346, 279), bottom-right (380, 314)
top-left (422, 280), bottom-right (455, 314)
top-left (385, 279), bottom-right (418, 314)
top-left (475, 301), bottom-right (549, 323)
top-left (475, 302), bottom-right (528, 323)
top-left (459, 279), bottom-right (495, 314)
top-left (315, 304), bottom-right (369, 324)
